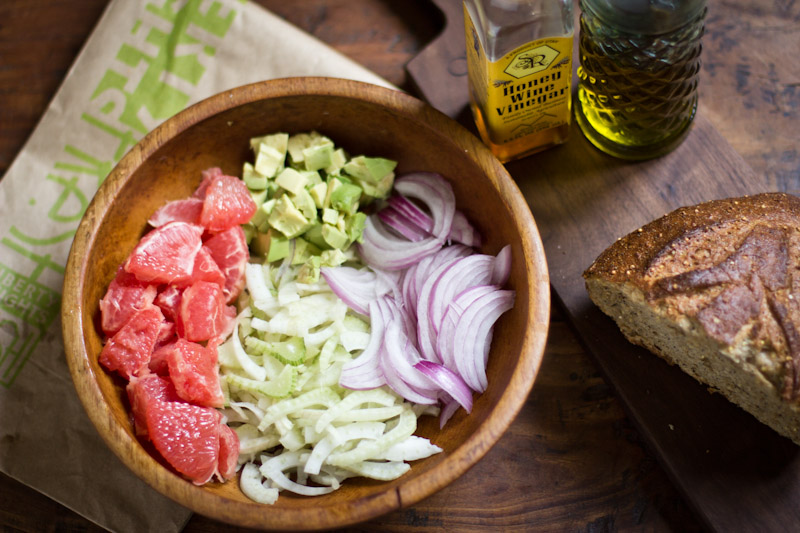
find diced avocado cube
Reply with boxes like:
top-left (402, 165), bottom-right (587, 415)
top-left (345, 212), bottom-right (367, 243)
top-left (287, 131), bottom-right (326, 165)
top-left (330, 182), bottom-right (362, 215)
top-left (249, 201), bottom-right (272, 230)
top-left (242, 223), bottom-right (256, 244)
top-left (245, 173), bottom-right (268, 191)
top-left (297, 256), bottom-right (322, 284)
top-left (249, 188), bottom-right (268, 206)
top-left (302, 142), bottom-right (334, 172)
top-left (322, 223), bottom-right (349, 250)
top-left (303, 221), bottom-right (329, 250)
top-left (291, 238), bottom-right (322, 265)
top-left (343, 156), bottom-right (397, 183)
top-left (266, 232), bottom-right (291, 262)
top-left (320, 248), bottom-right (347, 267)
top-left (275, 167), bottom-right (309, 195)
top-left (255, 144), bottom-right (285, 178)
top-left (323, 177), bottom-right (343, 210)
top-left (309, 182), bottom-right (328, 209)
top-left (358, 171), bottom-right (395, 201)
top-left (325, 148), bottom-right (347, 176)
top-left (300, 170), bottom-right (323, 186)
top-left (291, 187), bottom-right (317, 221)
top-left (268, 195), bottom-right (310, 239)
top-left (251, 132), bottom-right (289, 155)
top-left (322, 208), bottom-right (339, 225)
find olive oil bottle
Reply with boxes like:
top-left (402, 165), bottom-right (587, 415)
top-left (464, 0), bottom-right (574, 163)
top-left (575, 0), bottom-right (706, 160)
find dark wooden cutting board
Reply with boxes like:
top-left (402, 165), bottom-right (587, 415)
top-left (407, 1), bottom-right (800, 531)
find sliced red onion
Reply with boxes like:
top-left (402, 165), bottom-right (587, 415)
top-left (414, 360), bottom-right (473, 414)
top-left (448, 210), bottom-right (482, 248)
top-left (438, 395), bottom-right (462, 428)
top-left (386, 195), bottom-right (433, 233)
top-left (377, 209), bottom-right (429, 242)
top-left (452, 288), bottom-right (515, 392)
top-left (358, 173), bottom-right (456, 270)
top-left (492, 245), bottom-right (512, 286)
top-left (437, 285), bottom-right (498, 372)
top-left (321, 266), bottom-right (378, 316)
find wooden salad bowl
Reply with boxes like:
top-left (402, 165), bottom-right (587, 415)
top-left (61, 77), bottom-right (550, 530)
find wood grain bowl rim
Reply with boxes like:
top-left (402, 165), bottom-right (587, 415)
top-left (61, 77), bottom-right (550, 530)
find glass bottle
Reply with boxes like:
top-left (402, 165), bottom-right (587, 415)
top-left (464, 0), bottom-right (575, 163)
top-left (575, 0), bottom-right (707, 160)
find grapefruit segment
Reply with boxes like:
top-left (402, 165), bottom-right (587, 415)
top-left (124, 222), bottom-right (204, 284)
top-left (164, 338), bottom-right (224, 408)
top-left (176, 281), bottom-right (227, 342)
top-left (200, 174), bottom-right (257, 232)
top-left (154, 285), bottom-right (182, 322)
top-left (203, 226), bottom-right (249, 303)
top-left (148, 198), bottom-right (203, 227)
top-left (99, 305), bottom-right (164, 379)
top-left (216, 423), bottom-right (240, 481)
top-left (99, 266), bottom-right (158, 337)
top-left (127, 373), bottom-right (182, 437)
top-left (145, 400), bottom-right (222, 485)
top-left (193, 167), bottom-right (222, 199)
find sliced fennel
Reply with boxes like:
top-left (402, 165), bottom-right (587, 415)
top-left (219, 260), bottom-right (441, 503)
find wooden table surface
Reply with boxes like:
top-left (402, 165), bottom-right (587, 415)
top-left (0, 1), bottom-right (797, 531)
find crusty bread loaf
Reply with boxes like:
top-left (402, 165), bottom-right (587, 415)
top-left (584, 192), bottom-right (800, 445)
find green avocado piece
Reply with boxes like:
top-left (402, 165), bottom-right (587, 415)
top-left (292, 238), bottom-right (322, 266)
top-left (287, 131), bottom-right (330, 165)
top-left (329, 182), bottom-right (362, 215)
top-left (320, 248), bottom-right (347, 267)
top-left (254, 141), bottom-right (286, 178)
top-left (325, 148), bottom-right (347, 176)
top-left (302, 221), bottom-right (329, 250)
top-left (297, 256), bottom-right (322, 284)
top-left (321, 224), bottom-right (349, 250)
top-left (268, 195), bottom-right (310, 239)
top-left (275, 167), bottom-right (309, 195)
top-left (249, 187), bottom-right (268, 206)
top-left (291, 187), bottom-right (318, 221)
top-left (358, 171), bottom-right (395, 201)
top-left (264, 232), bottom-right (290, 262)
top-left (309, 182), bottom-right (328, 209)
top-left (321, 208), bottom-right (339, 226)
top-left (343, 156), bottom-right (397, 183)
top-left (345, 212), bottom-right (367, 243)
top-left (302, 142), bottom-right (334, 172)
top-left (300, 170), bottom-right (323, 186)
top-left (251, 132), bottom-right (289, 156)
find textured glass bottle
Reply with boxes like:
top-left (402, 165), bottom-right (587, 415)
top-left (464, 0), bottom-right (574, 162)
top-left (575, 0), bottom-right (706, 160)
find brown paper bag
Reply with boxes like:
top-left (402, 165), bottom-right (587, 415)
top-left (0, 0), bottom-right (390, 530)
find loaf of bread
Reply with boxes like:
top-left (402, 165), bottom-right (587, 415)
top-left (584, 192), bottom-right (800, 445)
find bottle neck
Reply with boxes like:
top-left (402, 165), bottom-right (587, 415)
top-left (579, 0), bottom-right (706, 35)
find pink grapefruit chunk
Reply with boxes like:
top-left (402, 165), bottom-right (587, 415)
top-left (164, 338), bottom-right (224, 408)
top-left (145, 399), bottom-right (221, 485)
top-left (193, 167), bottom-right (222, 199)
top-left (200, 174), bottom-right (257, 232)
top-left (124, 221), bottom-right (204, 284)
top-left (216, 423), bottom-right (240, 482)
top-left (154, 285), bottom-right (182, 322)
top-left (147, 198), bottom-right (203, 227)
top-left (127, 373), bottom-right (182, 437)
top-left (203, 226), bottom-right (248, 302)
top-left (99, 266), bottom-right (158, 337)
top-left (171, 246), bottom-right (226, 289)
top-left (176, 281), bottom-right (227, 342)
top-left (99, 305), bottom-right (164, 379)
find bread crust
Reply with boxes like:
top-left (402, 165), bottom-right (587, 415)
top-left (584, 193), bottom-right (800, 444)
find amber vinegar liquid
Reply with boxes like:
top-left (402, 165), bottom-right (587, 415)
top-left (464, 0), bottom-right (574, 163)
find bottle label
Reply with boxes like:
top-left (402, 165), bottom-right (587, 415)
top-left (465, 7), bottom-right (573, 146)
